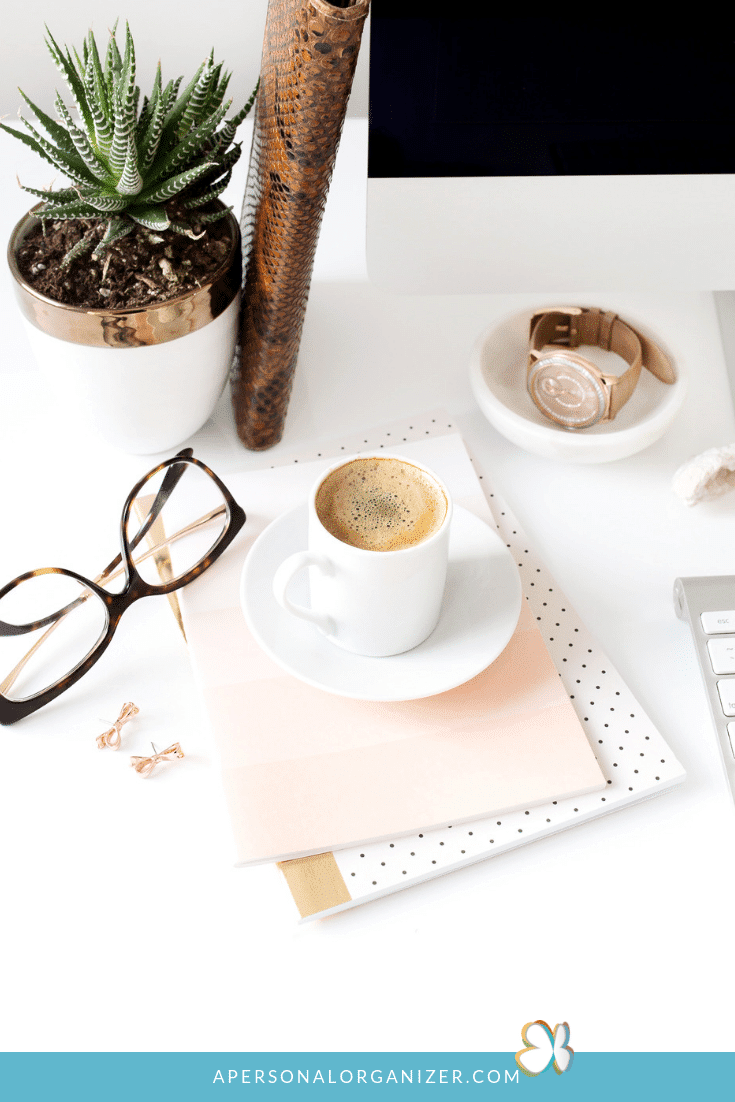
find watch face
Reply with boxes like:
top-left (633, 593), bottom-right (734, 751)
top-left (527, 353), bottom-right (607, 429)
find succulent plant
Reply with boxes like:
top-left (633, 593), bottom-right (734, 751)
top-left (1, 22), bottom-right (258, 266)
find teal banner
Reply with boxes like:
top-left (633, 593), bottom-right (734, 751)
top-left (0, 1053), bottom-right (732, 1101)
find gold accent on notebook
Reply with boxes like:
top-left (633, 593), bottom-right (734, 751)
top-left (278, 852), bottom-right (352, 918)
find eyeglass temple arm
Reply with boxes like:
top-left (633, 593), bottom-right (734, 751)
top-left (0, 504), bottom-right (225, 696)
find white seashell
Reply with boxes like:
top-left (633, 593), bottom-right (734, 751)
top-left (672, 443), bottom-right (735, 505)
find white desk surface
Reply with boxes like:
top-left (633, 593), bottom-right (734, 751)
top-left (1, 120), bottom-right (734, 1054)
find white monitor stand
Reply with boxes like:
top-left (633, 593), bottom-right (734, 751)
top-left (366, 9), bottom-right (735, 294)
top-left (367, 173), bottom-right (735, 294)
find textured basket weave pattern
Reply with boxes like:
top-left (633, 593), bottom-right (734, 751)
top-left (233, 0), bottom-right (370, 450)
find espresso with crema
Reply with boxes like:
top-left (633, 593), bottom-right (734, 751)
top-left (315, 457), bottom-right (448, 552)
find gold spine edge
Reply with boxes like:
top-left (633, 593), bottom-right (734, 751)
top-left (277, 852), bottom-right (352, 918)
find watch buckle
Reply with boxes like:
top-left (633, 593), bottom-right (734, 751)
top-left (529, 306), bottom-right (583, 348)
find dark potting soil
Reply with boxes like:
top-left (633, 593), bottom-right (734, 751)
top-left (15, 207), bottom-right (234, 310)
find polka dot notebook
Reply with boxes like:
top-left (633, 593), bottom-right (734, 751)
top-left (180, 414), bottom-right (686, 920)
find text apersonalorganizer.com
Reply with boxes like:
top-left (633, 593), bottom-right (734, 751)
top-left (212, 1067), bottom-right (520, 1086)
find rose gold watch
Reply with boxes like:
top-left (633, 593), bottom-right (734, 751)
top-left (526, 306), bottom-right (675, 430)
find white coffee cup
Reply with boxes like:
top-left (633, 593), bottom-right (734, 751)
top-left (272, 454), bottom-right (452, 657)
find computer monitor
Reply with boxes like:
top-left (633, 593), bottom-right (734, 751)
top-left (366, 8), bottom-right (735, 293)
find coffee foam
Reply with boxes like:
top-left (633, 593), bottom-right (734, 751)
top-left (315, 457), bottom-right (447, 552)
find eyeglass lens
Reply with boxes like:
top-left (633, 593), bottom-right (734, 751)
top-left (125, 460), bottom-right (229, 586)
top-left (0, 573), bottom-right (108, 702)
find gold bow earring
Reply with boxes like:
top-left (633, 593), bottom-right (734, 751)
top-left (96, 702), bottom-right (139, 749)
top-left (130, 742), bottom-right (185, 778)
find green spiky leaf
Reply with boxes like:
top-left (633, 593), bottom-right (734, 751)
top-left (92, 216), bottom-right (135, 256)
top-left (177, 52), bottom-right (215, 137)
top-left (159, 60), bottom-right (206, 144)
top-left (181, 168), bottom-right (232, 208)
top-left (17, 88), bottom-right (77, 154)
top-left (136, 62), bottom-right (161, 140)
top-left (38, 199), bottom-right (101, 220)
top-left (18, 181), bottom-right (79, 203)
top-left (127, 205), bottom-right (171, 230)
top-left (53, 93), bottom-right (111, 183)
top-left (108, 30), bottom-right (137, 175)
top-left (136, 162), bottom-right (214, 205)
top-left (188, 143), bottom-right (242, 192)
top-left (105, 22), bottom-right (122, 91)
top-left (12, 118), bottom-right (95, 185)
top-left (44, 25), bottom-right (94, 135)
top-left (160, 76), bottom-right (181, 119)
top-left (116, 131), bottom-right (143, 196)
top-left (77, 188), bottom-right (132, 212)
top-left (138, 83), bottom-right (166, 172)
top-left (147, 98), bottom-right (230, 185)
top-left (192, 205), bottom-right (231, 226)
top-left (84, 32), bottom-right (113, 151)
top-left (61, 227), bottom-right (97, 269)
top-left (169, 220), bottom-right (206, 238)
top-left (2, 121), bottom-right (72, 176)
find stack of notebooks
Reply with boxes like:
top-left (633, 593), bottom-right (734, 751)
top-left (178, 414), bottom-right (686, 920)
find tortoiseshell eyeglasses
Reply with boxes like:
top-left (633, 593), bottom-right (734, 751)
top-left (0, 449), bottom-right (246, 725)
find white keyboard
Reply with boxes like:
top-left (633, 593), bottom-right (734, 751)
top-left (674, 576), bottom-right (735, 788)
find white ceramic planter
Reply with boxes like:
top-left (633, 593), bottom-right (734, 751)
top-left (8, 208), bottom-right (241, 454)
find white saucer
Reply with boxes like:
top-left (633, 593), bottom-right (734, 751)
top-left (240, 504), bottom-right (522, 702)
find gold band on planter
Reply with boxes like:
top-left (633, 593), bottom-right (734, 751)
top-left (7, 209), bottom-right (241, 350)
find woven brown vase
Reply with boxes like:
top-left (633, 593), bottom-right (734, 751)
top-left (232, 0), bottom-right (370, 451)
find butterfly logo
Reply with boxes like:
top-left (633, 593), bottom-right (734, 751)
top-left (515, 1020), bottom-right (574, 1077)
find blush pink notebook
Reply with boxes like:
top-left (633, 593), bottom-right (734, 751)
top-left (180, 434), bottom-right (606, 865)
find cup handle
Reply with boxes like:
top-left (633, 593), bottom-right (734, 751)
top-left (272, 552), bottom-right (335, 635)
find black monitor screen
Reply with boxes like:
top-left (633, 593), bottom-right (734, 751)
top-left (368, 7), bottom-right (735, 177)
